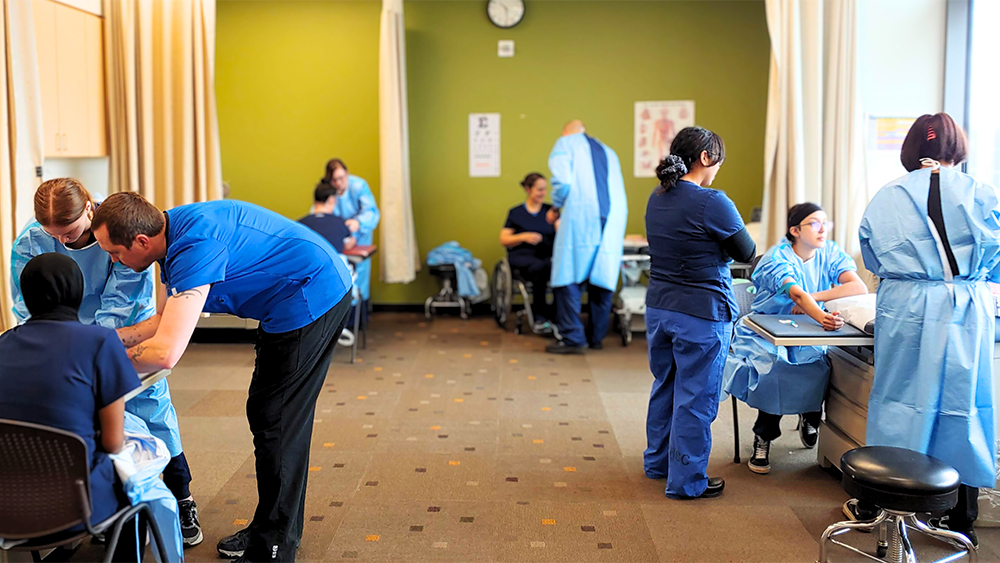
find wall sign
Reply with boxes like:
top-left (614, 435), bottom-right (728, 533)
top-left (634, 101), bottom-right (695, 178)
top-left (469, 113), bottom-right (501, 177)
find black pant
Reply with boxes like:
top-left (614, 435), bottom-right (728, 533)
top-left (752, 410), bottom-right (821, 442)
top-left (110, 478), bottom-right (148, 562)
top-left (510, 257), bottom-right (552, 322)
top-left (162, 452), bottom-right (192, 499)
top-left (857, 484), bottom-right (979, 530)
top-left (243, 294), bottom-right (351, 562)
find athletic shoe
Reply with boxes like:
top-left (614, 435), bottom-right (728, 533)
top-left (178, 499), bottom-right (203, 547)
top-left (748, 435), bottom-right (771, 474)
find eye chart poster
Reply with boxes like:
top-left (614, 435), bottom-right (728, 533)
top-left (469, 113), bottom-right (501, 177)
top-left (634, 101), bottom-right (695, 178)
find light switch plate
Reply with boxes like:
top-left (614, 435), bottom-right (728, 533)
top-left (498, 40), bottom-right (515, 58)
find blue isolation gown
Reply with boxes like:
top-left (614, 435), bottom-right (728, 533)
top-left (547, 133), bottom-right (628, 291)
top-left (722, 240), bottom-right (857, 414)
top-left (860, 167), bottom-right (1000, 488)
top-left (332, 175), bottom-right (380, 301)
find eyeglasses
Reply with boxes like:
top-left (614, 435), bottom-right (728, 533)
top-left (797, 220), bottom-right (834, 233)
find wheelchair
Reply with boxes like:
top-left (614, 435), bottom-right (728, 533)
top-left (490, 257), bottom-right (553, 336)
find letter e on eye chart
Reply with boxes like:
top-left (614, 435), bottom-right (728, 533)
top-left (469, 113), bottom-right (501, 178)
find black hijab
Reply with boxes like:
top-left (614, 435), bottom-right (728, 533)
top-left (20, 253), bottom-right (84, 322)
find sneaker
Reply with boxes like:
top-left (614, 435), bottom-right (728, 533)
top-left (533, 321), bottom-right (554, 336)
top-left (178, 499), bottom-right (203, 547)
top-left (748, 435), bottom-right (771, 474)
top-left (928, 516), bottom-right (979, 549)
top-left (589, 342), bottom-right (603, 350)
top-left (842, 500), bottom-right (878, 533)
top-left (217, 527), bottom-right (250, 559)
top-left (545, 342), bottom-right (585, 355)
top-left (799, 415), bottom-right (819, 449)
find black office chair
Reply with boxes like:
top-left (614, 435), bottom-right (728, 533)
top-left (0, 419), bottom-right (169, 563)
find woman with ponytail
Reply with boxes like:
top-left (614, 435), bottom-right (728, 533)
top-left (499, 172), bottom-right (556, 332)
top-left (643, 126), bottom-right (756, 499)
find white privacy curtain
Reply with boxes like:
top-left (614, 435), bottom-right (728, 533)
top-left (762, 0), bottom-right (867, 259)
top-left (378, 0), bottom-right (419, 284)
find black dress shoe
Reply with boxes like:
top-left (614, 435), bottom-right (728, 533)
top-left (697, 477), bottom-right (725, 498)
top-left (589, 342), bottom-right (603, 350)
top-left (546, 342), bottom-right (585, 355)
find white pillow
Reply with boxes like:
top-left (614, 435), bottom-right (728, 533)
top-left (825, 293), bottom-right (876, 331)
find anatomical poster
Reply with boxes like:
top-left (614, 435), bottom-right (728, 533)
top-left (634, 101), bottom-right (695, 178)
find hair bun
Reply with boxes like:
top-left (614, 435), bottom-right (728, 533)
top-left (656, 154), bottom-right (687, 188)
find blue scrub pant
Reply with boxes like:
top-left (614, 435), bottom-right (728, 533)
top-left (644, 306), bottom-right (732, 498)
top-left (553, 282), bottom-right (613, 347)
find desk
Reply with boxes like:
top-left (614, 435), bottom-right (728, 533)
top-left (124, 369), bottom-right (170, 402)
top-left (742, 314), bottom-right (873, 347)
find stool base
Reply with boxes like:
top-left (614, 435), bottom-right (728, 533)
top-left (819, 502), bottom-right (977, 563)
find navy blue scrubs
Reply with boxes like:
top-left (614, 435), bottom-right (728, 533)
top-left (644, 180), bottom-right (745, 498)
top-left (299, 213), bottom-right (351, 254)
top-left (504, 203), bottom-right (555, 321)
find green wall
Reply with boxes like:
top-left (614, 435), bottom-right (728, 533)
top-left (217, 0), bottom-right (770, 305)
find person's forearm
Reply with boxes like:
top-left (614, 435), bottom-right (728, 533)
top-left (811, 280), bottom-right (867, 303)
top-left (117, 314), bottom-right (161, 348)
top-left (127, 334), bottom-right (184, 372)
top-left (790, 287), bottom-right (827, 326)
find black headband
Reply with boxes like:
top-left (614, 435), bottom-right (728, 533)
top-left (788, 203), bottom-right (823, 231)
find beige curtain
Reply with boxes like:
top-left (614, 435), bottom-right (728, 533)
top-left (378, 0), bottom-right (419, 284)
top-left (103, 0), bottom-right (221, 209)
top-left (762, 0), bottom-right (866, 258)
top-left (0, 0), bottom-right (45, 332)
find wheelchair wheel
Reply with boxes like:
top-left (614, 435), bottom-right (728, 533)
top-left (492, 260), bottom-right (513, 329)
top-left (620, 314), bottom-right (632, 346)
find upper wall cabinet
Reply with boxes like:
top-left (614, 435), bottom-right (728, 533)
top-left (33, 0), bottom-right (107, 158)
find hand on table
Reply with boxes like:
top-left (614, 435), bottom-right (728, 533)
top-left (345, 219), bottom-right (360, 233)
top-left (343, 237), bottom-right (357, 251)
top-left (821, 311), bottom-right (844, 331)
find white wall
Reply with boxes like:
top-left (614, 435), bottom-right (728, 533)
top-left (859, 0), bottom-right (947, 194)
top-left (42, 157), bottom-right (111, 198)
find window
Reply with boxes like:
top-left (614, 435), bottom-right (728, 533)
top-left (966, 0), bottom-right (1000, 188)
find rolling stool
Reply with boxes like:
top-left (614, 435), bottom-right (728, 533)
top-left (819, 446), bottom-right (977, 563)
top-left (425, 264), bottom-right (470, 320)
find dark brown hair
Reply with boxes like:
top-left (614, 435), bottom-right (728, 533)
top-left (322, 158), bottom-right (348, 183)
top-left (520, 172), bottom-right (546, 190)
top-left (34, 178), bottom-right (93, 227)
top-left (656, 126), bottom-right (725, 192)
top-left (900, 113), bottom-right (968, 172)
top-left (91, 192), bottom-right (165, 248)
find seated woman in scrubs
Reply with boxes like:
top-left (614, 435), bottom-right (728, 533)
top-left (500, 172), bottom-right (556, 333)
top-left (723, 203), bottom-right (866, 475)
top-left (0, 254), bottom-right (146, 560)
top-left (10, 179), bottom-right (202, 547)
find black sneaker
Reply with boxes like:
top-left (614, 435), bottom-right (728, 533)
top-left (545, 342), bottom-right (585, 355)
top-left (799, 415), bottom-right (818, 449)
top-left (842, 500), bottom-right (878, 533)
top-left (178, 499), bottom-right (203, 547)
top-left (928, 516), bottom-right (979, 549)
top-left (589, 342), bottom-right (603, 350)
top-left (217, 527), bottom-right (250, 559)
top-left (697, 477), bottom-right (726, 498)
top-left (748, 435), bottom-right (771, 474)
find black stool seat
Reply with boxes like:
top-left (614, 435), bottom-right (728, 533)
top-left (429, 264), bottom-right (456, 276)
top-left (841, 446), bottom-right (960, 513)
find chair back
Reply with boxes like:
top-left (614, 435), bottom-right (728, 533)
top-left (732, 279), bottom-right (757, 321)
top-left (0, 419), bottom-right (91, 539)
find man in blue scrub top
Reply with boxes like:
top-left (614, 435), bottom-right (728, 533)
top-left (92, 193), bottom-right (353, 563)
top-left (545, 120), bottom-right (628, 354)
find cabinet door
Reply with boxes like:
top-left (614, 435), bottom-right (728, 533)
top-left (32, 0), bottom-right (60, 156)
top-left (54, 3), bottom-right (89, 157)
top-left (83, 13), bottom-right (106, 156)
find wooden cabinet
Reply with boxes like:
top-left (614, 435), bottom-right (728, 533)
top-left (32, 0), bottom-right (107, 157)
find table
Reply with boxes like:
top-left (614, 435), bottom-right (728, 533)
top-left (742, 314), bottom-right (874, 347)
top-left (343, 245), bottom-right (378, 363)
top-left (124, 369), bottom-right (171, 401)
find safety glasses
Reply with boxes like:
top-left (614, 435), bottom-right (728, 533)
top-left (797, 220), bottom-right (834, 233)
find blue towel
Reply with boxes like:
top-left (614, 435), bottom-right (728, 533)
top-left (427, 241), bottom-right (482, 298)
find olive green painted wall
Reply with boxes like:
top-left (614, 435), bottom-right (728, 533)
top-left (216, 0), bottom-right (770, 305)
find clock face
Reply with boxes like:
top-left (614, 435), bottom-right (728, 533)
top-left (487, 0), bottom-right (525, 29)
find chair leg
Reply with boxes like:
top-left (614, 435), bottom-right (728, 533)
top-left (732, 396), bottom-right (741, 464)
top-left (818, 510), bottom-right (890, 563)
top-left (906, 514), bottom-right (978, 560)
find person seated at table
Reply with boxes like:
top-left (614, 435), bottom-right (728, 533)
top-left (500, 172), bottom-right (557, 333)
top-left (722, 203), bottom-right (867, 475)
top-left (300, 183), bottom-right (357, 254)
top-left (0, 253), bottom-right (148, 561)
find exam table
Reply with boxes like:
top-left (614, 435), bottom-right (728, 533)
top-left (742, 314), bottom-right (1000, 514)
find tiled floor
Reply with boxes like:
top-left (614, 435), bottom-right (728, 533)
top-left (71, 313), bottom-right (1000, 562)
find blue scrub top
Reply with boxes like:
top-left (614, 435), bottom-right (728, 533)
top-left (504, 203), bottom-right (555, 265)
top-left (298, 213), bottom-right (351, 254)
top-left (0, 321), bottom-right (139, 525)
top-left (161, 201), bottom-right (353, 333)
top-left (645, 180), bottom-right (746, 322)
